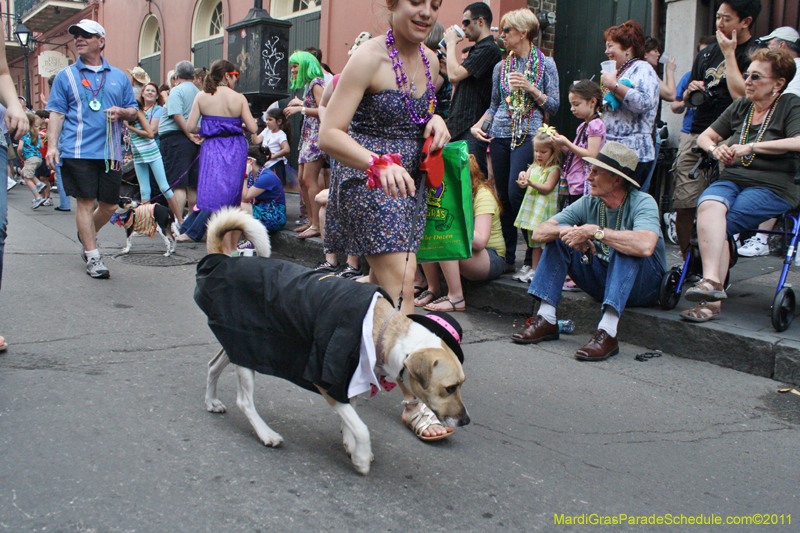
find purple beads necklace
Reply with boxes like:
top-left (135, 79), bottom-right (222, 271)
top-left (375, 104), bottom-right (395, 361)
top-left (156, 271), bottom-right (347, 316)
top-left (386, 29), bottom-right (437, 124)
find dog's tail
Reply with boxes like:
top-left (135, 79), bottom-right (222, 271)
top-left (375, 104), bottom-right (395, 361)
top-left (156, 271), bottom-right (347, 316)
top-left (206, 207), bottom-right (271, 257)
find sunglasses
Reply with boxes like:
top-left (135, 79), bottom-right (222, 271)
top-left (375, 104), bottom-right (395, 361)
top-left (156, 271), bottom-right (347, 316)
top-left (501, 26), bottom-right (512, 34)
top-left (73, 29), bottom-right (98, 40)
top-left (462, 17), bottom-right (479, 27)
top-left (226, 72), bottom-right (240, 79)
top-left (743, 72), bottom-right (774, 82)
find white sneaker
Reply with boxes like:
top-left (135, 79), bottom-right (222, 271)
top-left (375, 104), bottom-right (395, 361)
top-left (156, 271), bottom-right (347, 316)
top-left (519, 268), bottom-right (536, 283)
top-left (42, 198), bottom-right (52, 206)
top-left (737, 237), bottom-right (769, 257)
top-left (6, 176), bottom-right (16, 191)
top-left (512, 265), bottom-right (532, 281)
top-left (86, 256), bottom-right (110, 279)
top-left (663, 212), bottom-right (678, 245)
top-left (31, 197), bottom-right (46, 210)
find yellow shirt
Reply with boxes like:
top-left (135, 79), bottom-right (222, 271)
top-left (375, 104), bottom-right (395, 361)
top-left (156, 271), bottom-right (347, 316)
top-left (473, 186), bottom-right (505, 258)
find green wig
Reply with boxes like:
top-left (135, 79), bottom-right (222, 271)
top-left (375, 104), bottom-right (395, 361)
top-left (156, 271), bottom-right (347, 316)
top-left (289, 51), bottom-right (324, 90)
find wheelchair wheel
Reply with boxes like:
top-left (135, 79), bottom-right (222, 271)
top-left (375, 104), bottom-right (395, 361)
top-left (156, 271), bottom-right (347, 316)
top-left (771, 287), bottom-right (795, 332)
top-left (660, 267), bottom-right (682, 310)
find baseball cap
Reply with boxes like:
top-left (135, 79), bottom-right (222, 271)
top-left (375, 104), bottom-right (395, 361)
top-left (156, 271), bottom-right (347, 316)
top-left (68, 19), bottom-right (106, 39)
top-left (760, 27), bottom-right (800, 44)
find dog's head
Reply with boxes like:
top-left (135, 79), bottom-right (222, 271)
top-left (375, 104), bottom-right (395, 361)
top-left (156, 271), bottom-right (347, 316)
top-left (117, 197), bottom-right (138, 214)
top-left (403, 343), bottom-right (470, 428)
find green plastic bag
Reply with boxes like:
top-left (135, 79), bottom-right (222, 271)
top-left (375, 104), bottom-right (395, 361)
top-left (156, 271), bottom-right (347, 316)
top-left (417, 141), bottom-right (473, 263)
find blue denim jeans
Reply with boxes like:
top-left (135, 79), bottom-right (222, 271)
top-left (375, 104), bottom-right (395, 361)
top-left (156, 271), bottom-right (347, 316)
top-left (180, 209), bottom-right (213, 241)
top-left (698, 181), bottom-right (793, 237)
top-left (489, 137), bottom-right (534, 265)
top-left (55, 164), bottom-right (70, 210)
top-left (528, 238), bottom-right (665, 316)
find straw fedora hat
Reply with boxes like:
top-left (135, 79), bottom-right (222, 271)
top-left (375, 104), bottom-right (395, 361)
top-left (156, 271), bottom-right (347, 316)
top-left (127, 66), bottom-right (150, 85)
top-left (583, 141), bottom-right (641, 188)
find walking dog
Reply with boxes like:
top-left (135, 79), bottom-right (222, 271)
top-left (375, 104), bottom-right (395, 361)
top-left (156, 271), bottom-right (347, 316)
top-left (114, 197), bottom-right (176, 257)
top-left (195, 208), bottom-right (469, 475)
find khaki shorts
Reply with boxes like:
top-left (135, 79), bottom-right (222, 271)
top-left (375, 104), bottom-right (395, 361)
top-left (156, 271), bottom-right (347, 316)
top-left (671, 132), bottom-right (706, 209)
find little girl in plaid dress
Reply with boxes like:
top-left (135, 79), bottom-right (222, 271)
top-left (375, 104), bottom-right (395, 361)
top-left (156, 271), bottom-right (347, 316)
top-left (514, 128), bottom-right (562, 274)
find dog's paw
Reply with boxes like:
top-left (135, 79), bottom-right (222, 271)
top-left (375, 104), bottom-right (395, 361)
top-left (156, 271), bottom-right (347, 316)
top-left (350, 445), bottom-right (373, 476)
top-left (163, 251), bottom-right (171, 257)
top-left (257, 429), bottom-right (283, 448)
top-left (205, 399), bottom-right (227, 413)
top-left (120, 248), bottom-right (130, 254)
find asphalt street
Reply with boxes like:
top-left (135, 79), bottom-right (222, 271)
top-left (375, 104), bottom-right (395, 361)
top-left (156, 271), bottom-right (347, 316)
top-left (1, 190), bottom-right (798, 532)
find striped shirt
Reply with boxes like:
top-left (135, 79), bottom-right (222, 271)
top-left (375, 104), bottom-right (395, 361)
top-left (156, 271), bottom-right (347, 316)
top-left (129, 119), bottom-right (161, 163)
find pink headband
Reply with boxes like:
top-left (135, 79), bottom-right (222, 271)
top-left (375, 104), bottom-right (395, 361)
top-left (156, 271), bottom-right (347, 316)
top-left (426, 315), bottom-right (461, 344)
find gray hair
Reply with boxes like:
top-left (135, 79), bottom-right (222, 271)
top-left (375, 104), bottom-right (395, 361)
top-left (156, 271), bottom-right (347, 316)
top-left (174, 61), bottom-right (195, 80)
top-left (424, 22), bottom-right (445, 51)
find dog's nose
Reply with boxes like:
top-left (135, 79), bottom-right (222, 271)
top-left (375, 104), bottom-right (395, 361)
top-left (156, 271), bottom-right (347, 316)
top-left (458, 412), bottom-right (471, 426)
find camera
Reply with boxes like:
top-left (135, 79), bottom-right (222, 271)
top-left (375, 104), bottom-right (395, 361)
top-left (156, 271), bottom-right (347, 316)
top-left (685, 89), bottom-right (712, 108)
top-left (480, 120), bottom-right (492, 134)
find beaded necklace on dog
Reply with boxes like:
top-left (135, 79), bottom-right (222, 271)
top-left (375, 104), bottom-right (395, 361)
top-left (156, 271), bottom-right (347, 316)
top-left (386, 29), bottom-right (437, 125)
top-left (600, 58), bottom-right (637, 98)
top-left (500, 48), bottom-right (545, 148)
top-left (739, 94), bottom-right (782, 167)
top-left (598, 190), bottom-right (628, 256)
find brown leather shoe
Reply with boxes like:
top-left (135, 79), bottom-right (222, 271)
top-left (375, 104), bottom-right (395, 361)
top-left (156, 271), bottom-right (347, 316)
top-left (575, 329), bottom-right (619, 361)
top-left (511, 315), bottom-right (559, 344)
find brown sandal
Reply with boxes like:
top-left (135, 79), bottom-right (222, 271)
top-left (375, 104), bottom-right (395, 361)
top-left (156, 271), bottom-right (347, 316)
top-left (414, 290), bottom-right (437, 307)
top-left (680, 301), bottom-right (720, 323)
top-left (685, 278), bottom-right (727, 302)
top-left (424, 296), bottom-right (466, 312)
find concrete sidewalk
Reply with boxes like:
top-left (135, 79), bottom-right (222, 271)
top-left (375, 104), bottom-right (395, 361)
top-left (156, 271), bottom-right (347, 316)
top-left (280, 193), bottom-right (800, 387)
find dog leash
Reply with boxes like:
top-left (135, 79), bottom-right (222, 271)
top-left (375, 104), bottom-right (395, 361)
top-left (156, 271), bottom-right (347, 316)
top-left (146, 153), bottom-right (201, 204)
top-left (396, 188), bottom-right (428, 311)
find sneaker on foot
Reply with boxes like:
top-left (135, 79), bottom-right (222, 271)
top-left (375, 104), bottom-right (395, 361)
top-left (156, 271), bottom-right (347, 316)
top-left (42, 198), bottom-right (52, 206)
top-left (86, 256), bottom-right (110, 279)
top-left (512, 265), bottom-right (532, 281)
top-left (35, 181), bottom-right (46, 193)
top-left (314, 260), bottom-right (339, 273)
top-left (519, 267), bottom-right (536, 283)
top-left (236, 240), bottom-right (256, 257)
top-left (6, 177), bottom-right (16, 191)
top-left (337, 264), bottom-right (364, 280)
top-left (738, 236), bottom-right (769, 257)
top-left (31, 197), bottom-right (46, 210)
top-left (51, 185), bottom-right (58, 193)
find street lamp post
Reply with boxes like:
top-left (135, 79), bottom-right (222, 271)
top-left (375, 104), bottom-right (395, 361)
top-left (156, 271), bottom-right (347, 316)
top-left (14, 18), bottom-right (32, 108)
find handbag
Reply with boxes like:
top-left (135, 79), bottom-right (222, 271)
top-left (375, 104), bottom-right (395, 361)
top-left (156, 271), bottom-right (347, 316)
top-left (416, 140), bottom-right (473, 263)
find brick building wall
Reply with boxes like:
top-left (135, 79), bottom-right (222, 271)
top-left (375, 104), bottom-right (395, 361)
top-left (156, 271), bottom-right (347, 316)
top-left (527, 0), bottom-right (557, 56)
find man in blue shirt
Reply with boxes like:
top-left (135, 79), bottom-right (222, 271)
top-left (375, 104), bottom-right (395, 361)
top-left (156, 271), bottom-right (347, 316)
top-left (159, 60), bottom-right (201, 225)
top-left (46, 19), bottom-right (137, 279)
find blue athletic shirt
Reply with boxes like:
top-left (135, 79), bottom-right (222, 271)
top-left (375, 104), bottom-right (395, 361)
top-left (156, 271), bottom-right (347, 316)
top-left (46, 56), bottom-right (137, 160)
top-left (675, 72), bottom-right (696, 134)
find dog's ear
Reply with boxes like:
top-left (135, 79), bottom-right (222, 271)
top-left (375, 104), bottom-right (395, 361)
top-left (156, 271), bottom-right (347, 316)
top-left (404, 351), bottom-right (438, 390)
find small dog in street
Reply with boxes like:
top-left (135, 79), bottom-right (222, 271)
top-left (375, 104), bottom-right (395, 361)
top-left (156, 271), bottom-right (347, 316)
top-left (195, 208), bottom-right (470, 475)
top-left (113, 197), bottom-right (176, 257)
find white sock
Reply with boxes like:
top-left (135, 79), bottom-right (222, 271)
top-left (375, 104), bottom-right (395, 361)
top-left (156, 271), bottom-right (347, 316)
top-left (85, 249), bottom-right (100, 260)
top-left (598, 307), bottom-right (619, 338)
top-left (537, 302), bottom-right (557, 325)
top-left (755, 233), bottom-right (768, 244)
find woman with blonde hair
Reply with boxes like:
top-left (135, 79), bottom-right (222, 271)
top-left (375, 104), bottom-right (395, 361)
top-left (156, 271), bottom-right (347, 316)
top-left (470, 7), bottom-right (560, 278)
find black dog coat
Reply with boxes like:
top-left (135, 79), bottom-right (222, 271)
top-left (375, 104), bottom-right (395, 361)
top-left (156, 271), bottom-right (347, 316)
top-left (195, 255), bottom-right (389, 403)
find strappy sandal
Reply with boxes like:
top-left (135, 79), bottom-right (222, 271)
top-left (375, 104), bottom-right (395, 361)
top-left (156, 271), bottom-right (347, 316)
top-left (424, 295), bottom-right (466, 312)
top-left (685, 278), bottom-right (727, 302)
top-left (680, 301), bottom-right (720, 323)
top-left (292, 223), bottom-right (310, 233)
top-left (414, 290), bottom-right (437, 307)
top-left (414, 285), bottom-right (428, 298)
top-left (297, 226), bottom-right (320, 239)
top-left (401, 399), bottom-right (452, 442)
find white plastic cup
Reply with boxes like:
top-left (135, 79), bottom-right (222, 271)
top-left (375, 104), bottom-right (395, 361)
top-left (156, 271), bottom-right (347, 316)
top-left (439, 25), bottom-right (465, 50)
top-left (601, 60), bottom-right (616, 73)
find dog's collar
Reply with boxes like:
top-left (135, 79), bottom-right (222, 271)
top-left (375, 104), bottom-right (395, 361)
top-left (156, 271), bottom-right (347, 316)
top-left (375, 308), bottom-right (401, 369)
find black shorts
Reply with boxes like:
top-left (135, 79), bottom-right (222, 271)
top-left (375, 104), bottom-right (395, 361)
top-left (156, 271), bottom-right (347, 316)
top-left (35, 158), bottom-right (52, 180)
top-left (60, 158), bottom-right (122, 205)
top-left (160, 132), bottom-right (200, 188)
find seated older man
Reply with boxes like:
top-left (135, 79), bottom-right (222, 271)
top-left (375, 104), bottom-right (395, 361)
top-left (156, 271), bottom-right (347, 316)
top-left (511, 142), bottom-right (667, 360)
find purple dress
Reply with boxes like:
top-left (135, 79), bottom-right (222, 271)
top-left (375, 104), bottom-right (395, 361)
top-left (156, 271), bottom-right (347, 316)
top-left (196, 115), bottom-right (247, 211)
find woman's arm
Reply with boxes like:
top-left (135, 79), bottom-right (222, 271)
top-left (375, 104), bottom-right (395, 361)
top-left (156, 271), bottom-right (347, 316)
top-left (148, 107), bottom-right (161, 132)
top-left (658, 57), bottom-right (677, 102)
top-left (697, 126), bottom-right (733, 163)
top-left (240, 94), bottom-right (258, 134)
top-left (243, 185), bottom-right (266, 201)
top-left (729, 136), bottom-right (800, 157)
top-left (527, 167), bottom-right (560, 194)
top-left (186, 95), bottom-right (202, 134)
top-left (538, 59), bottom-right (560, 116)
top-left (286, 83), bottom-right (325, 119)
top-left (471, 213), bottom-right (492, 252)
top-left (127, 109), bottom-right (153, 138)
